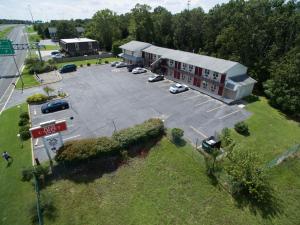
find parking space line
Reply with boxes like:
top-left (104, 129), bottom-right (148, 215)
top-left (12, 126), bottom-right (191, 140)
top-left (34, 138), bottom-right (39, 146)
top-left (195, 99), bottom-right (213, 107)
top-left (206, 105), bottom-right (225, 112)
top-left (34, 108), bottom-right (37, 115)
top-left (219, 110), bottom-right (241, 119)
top-left (184, 94), bottom-right (201, 101)
top-left (64, 134), bottom-right (81, 141)
top-left (190, 126), bottom-right (208, 138)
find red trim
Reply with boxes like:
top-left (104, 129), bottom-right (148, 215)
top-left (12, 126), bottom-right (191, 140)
top-left (220, 74), bottom-right (226, 83)
top-left (218, 86), bottom-right (224, 96)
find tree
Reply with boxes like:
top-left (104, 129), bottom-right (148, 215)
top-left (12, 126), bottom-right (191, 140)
top-left (56, 21), bottom-right (77, 39)
top-left (226, 149), bottom-right (272, 203)
top-left (43, 86), bottom-right (55, 97)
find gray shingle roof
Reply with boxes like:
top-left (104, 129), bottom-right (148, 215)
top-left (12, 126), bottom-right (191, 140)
top-left (119, 41), bottom-right (152, 52)
top-left (229, 74), bottom-right (257, 85)
top-left (60, 38), bottom-right (97, 43)
top-left (143, 45), bottom-right (246, 74)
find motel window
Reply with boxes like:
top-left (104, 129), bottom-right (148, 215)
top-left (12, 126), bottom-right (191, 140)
top-left (75, 43), bottom-right (79, 51)
top-left (205, 69), bottom-right (209, 76)
top-left (211, 84), bottom-right (217, 92)
top-left (188, 76), bottom-right (192, 83)
top-left (88, 42), bottom-right (93, 50)
top-left (182, 63), bottom-right (187, 70)
top-left (170, 60), bottom-right (174, 66)
top-left (213, 72), bottom-right (218, 80)
top-left (189, 65), bottom-right (193, 72)
top-left (202, 81), bottom-right (207, 89)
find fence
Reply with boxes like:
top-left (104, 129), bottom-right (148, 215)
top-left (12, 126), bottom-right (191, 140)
top-left (266, 144), bottom-right (300, 168)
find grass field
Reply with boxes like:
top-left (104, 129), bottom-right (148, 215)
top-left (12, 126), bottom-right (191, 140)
top-left (39, 97), bottom-right (300, 225)
top-left (26, 25), bottom-right (35, 33)
top-left (16, 67), bottom-right (40, 89)
top-left (55, 57), bottom-right (121, 68)
top-left (41, 45), bottom-right (60, 51)
top-left (0, 26), bottom-right (14, 39)
top-left (0, 104), bottom-right (34, 225)
top-left (28, 33), bottom-right (41, 43)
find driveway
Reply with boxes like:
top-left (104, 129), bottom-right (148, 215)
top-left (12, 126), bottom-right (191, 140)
top-left (24, 65), bottom-right (251, 162)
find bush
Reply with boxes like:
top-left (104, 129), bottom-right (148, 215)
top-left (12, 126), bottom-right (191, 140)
top-left (80, 64), bottom-right (83, 67)
top-left (112, 118), bottom-right (164, 149)
top-left (19, 125), bottom-right (30, 133)
top-left (220, 128), bottom-right (234, 147)
top-left (171, 128), bottom-right (184, 143)
top-left (234, 121), bottom-right (249, 135)
top-left (87, 62), bottom-right (91, 66)
top-left (55, 118), bottom-right (164, 163)
top-left (20, 130), bottom-right (31, 140)
top-left (18, 117), bottom-right (29, 126)
top-left (26, 93), bottom-right (48, 104)
top-left (21, 165), bottom-right (49, 181)
top-left (20, 112), bottom-right (29, 120)
top-left (105, 60), bottom-right (109, 64)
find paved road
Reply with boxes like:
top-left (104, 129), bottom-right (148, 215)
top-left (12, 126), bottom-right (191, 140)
top-left (0, 25), bottom-right (27, 111)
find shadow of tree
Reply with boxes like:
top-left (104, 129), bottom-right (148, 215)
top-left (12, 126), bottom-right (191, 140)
top-left (233, 189), bottom-right (283, 219)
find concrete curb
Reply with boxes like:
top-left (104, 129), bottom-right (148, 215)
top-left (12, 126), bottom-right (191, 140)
top-left (28, 103), bottom-right (35, 166)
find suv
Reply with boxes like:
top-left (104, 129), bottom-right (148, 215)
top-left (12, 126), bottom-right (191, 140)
top-left (59, 64), bottom-right (77, 73)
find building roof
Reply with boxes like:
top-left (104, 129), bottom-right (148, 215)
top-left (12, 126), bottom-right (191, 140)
top-left (143, 45), bottom-right (245, 74)
top-left (229, 74), bottom-right (257, 86)
top-left (48, 27), bottom-right (57, 33)
top-left (60, 38), bottom-right (97, 43)
top-left (76, 27), bottom-right (85, 33)
top-left (119, 41), bottom-right (152, 52)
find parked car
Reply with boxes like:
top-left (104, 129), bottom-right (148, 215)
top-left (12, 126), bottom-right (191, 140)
top-left (115, 62), bottom-right (128, 68)
top-left (132, 67), bottom-right (147, 74)
top-left (127, 64), bottom-right (143, 72)
top-left (52, 53), bottom-right (63, 59)
top-left (41, 100), bottom-right (69, 114)
top-left (51, 51), bottom-right (60, 56)
top-left (111, 61), bottom-right (119, 67)
top-left (59, 64), bottom-right (77, 73)
top-left (148, 74), bottom-right (164, 82)
top-left (169, 83), bottom-right (189, 94)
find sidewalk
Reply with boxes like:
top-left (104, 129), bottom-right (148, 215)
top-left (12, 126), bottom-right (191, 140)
top-left (36, 70), bottom-right (62, 84)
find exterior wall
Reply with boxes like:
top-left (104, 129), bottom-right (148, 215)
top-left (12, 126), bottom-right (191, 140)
top-left (60, 41), bottom-right (98, 56)
top-left (235, 83), bottom-right (255, 100)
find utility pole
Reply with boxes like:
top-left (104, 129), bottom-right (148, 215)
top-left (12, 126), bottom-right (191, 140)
top-left (28, 5), bottom-right (35, 24)
top-left (12, 55), bottom-right (24, 93)
top-left (187, 0), bottom-right (191, 11)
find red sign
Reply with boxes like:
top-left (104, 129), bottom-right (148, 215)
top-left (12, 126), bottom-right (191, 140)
top-left (30, 121), bottom-right (67, 138)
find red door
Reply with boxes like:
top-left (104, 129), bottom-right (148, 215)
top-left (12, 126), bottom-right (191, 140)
top-left (218, 86), bottom-right (224, 96)
top-left (220, 74), bottom-right (226, 83)
top-left (193, 77), bottom-right (201, 87)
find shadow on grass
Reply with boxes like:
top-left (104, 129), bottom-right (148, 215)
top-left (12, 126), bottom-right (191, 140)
top-left (243, 94), bottom-right (260, 104)
top-left (43, 138), bottom-right (161, 187)
top-left (233, 190), bottom-right (283, 219)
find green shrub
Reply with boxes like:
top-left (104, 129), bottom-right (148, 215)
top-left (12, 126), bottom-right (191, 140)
top-left (220, 128), bottom-right (234, 147)
top-left (26, 93), bottom-right (48, 104)
top-left (87, 62), bottom-right (91, 66)
top-left (171, 128), bottom-right (184, 143)
top-left (105, 60), bottom-right (109, 64)
top-left (20, 130), bottom-right (31, 140)
top-left (19, 125), bottom-right (30, 133)
top-left (21, 167), bottom-right (33, 181)
top-left (21, 165), bottom-right (49, 181)
top-left (112, 118), bottom-right (164, 149)
top-left (234, 121), bottom-right (249, 136)
top-left (18, 117), bottom-right (29, 126)
top-left (20, 112), bottom-right (30, 120)
top-left (80, 64), bottom-right (83, 67)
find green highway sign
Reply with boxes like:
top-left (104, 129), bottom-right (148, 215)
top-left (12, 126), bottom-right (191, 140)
top-left (0, 39), bottom-right (15, 55)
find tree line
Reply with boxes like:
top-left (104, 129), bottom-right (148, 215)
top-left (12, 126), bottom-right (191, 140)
top-left (34, 0), bottom-right (300, 116)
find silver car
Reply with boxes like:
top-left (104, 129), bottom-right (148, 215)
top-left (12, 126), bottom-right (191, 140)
top-left (169, 83), bottom-right (189, 94)
top-left (132, 67), bottom-right (147, 74)
top-left (111, 61), bottom-right (119, 67)
top-left (116, 62), bottom-right (128, 68)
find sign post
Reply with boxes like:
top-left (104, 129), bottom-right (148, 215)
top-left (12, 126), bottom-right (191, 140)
top-left (30, 120), bottom-right (67, 169)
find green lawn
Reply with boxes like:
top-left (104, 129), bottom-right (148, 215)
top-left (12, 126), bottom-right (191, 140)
top-left (0, 26), bottom-right (14, 39)
top-left (26, 25), bottom-right (35, 33)
top-left (41, 45), bottom-right (60, 51)
top-left (16, 67), bottom-right (40, 89)
top-left (28, 33), bottom-right (41, 43)
top-left (55, 57), bottom-right (121, 68)
top-left (0, 104), bottom-right (34, 225)
top-left (231, 97), bottom-right (300, 162)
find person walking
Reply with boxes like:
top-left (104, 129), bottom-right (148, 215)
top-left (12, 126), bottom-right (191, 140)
top-left (2, 151), bottom-right (12, 162)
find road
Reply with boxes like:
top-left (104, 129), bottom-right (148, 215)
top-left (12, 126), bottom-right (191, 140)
top-left (0, 25), bottom-right (28, 112)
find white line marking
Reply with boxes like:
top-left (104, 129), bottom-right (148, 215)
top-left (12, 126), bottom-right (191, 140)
top-left (219, 110), bottom-right (241, 119)
top-left (184, 94), bottom-right (201, 100)
top-left (64, 134), bottom-right (81, 141)
top-left (190, 126), bottom-right (208, 138)
top-left (195, 99), bottom-right (213, 107)
top-left (34, 138), bottom-right (39, 146)
top-left (34, 108), bottom-right (37, 115)
top-left (0, 84), bottom-right (15, 115)
top-left (207, 105), bottom-right (225, 112)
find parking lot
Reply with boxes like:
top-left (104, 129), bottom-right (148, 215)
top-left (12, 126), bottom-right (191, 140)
top-left (30, 64), bottom-right (251, 161)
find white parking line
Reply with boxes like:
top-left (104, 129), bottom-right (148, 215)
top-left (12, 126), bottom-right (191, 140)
top-left (206, 105), bottom-right (225, 112)
top-left (34, 138), bottom-right (39, 146)
top-left (34, 108), bottom-right (37, 115)
top-left (190, 126), bottom-right (208, 138)
top-left (195, 99), bottom-right (213, 107)
top-left (184, 94), bottom-right (201, 101)
top-left (219, 110), bottom-right (241, 119)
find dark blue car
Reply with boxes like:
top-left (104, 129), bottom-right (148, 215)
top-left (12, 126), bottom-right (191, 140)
top-left (59, 64), bottom-right (77, 73)
top-left (41, 100), bottom-right (69, 114)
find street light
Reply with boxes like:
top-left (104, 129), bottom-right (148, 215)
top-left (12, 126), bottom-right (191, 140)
top-left (17, 133), bottom-right (23, 148)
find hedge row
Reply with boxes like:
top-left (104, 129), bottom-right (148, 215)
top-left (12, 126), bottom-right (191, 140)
top-left (55, 118), bottom-right (164, 163)
top-left (26, 93), bottom-right (49, 104)
top-left (18, 112), bottom-right (31, 140)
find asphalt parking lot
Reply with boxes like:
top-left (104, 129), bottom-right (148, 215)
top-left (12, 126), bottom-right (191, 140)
top-left (30, 64), bottom-right (251, 162)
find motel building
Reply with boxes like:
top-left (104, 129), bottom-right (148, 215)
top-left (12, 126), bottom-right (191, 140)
top-left (120, 41), bottom-right (256, 104)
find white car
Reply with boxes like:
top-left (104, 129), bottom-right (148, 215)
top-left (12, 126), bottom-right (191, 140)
top-left (52, 53), bottom-right (63, 59)
top-left (132, 67), bottom-right (147, 74)
top-left (169, 83), bottom-right (189, 94)
top-left (115, 62), bottom-right (128, 68)
top-left (111, 61), bottom-right (119, 67)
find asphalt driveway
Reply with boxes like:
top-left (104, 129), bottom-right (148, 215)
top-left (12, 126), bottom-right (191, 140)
top-left (28, 64), bottom-right (251, 161)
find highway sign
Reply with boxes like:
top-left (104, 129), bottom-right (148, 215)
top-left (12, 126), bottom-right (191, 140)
top-left (0, 39), bottom-right (15, 55)
top-left (30, 120), bottom-right (67, 138)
